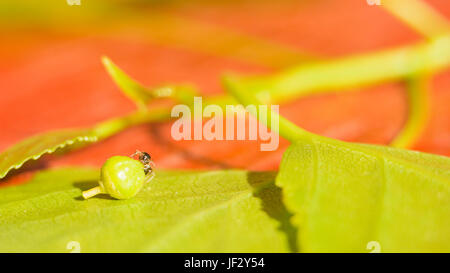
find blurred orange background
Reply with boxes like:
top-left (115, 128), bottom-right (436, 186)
top-left (0, 0), bottom-right (449, 183)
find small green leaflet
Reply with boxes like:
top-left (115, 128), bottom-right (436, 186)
top-left (102, 56), bottom-right (199, 109)
top-left (0, 130), bottom-right (97, 179)
top-left (0, 168), bottom-right (290, 252)
top-left (277, 136), bottom-right (450, 252)
top-left (102, 56), bottom-right (154, 110)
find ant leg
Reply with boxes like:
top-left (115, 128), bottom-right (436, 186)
top-left (130, 149), bottom-right (142, 158)
top-left (145, 170), bottom-right (155, 183)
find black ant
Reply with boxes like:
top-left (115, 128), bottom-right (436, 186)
top-left (130, 150), bottom-right (155, 176)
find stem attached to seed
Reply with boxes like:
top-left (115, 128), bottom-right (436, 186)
top-left (82, 186), bottom-right (104, 199)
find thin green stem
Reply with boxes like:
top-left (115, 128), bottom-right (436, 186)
top-left (82, 186), bottom-right (104, 199)
top-left (93, 108), bottom-right (171, 140)
top-left (223, 75), bottom-right (313, 143)
top-left (382, 0), bottom-right (449, 39)
top-left (239, 35), bottom-right (450, 104)
top-left (390, 75), bottom-right (430, 149)
top-left (379, 1), bottom-right (448, 148)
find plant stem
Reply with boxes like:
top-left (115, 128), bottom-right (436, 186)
top-left (382, 0), bottom-right (449, 39)
top-left (93, 31), bottom-right (450, 148)
top-left (379, 0), bottom-right (448, 148)
top-left (82, 186), bottom-right (104, 199)
top-left (240, 35), bottom-right (450, 104)
top-left (93, 108), bottom-right (171, 141)
top-left (223, 75), bottom-right (313, 142)
top-left (390, 75), bottom-right (430, 148)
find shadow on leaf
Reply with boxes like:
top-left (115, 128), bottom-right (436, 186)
top-left (247, 171), bottom-right (299, 252)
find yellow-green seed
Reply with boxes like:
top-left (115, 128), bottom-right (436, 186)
top-left (82, 156), bottom-right (146, 200)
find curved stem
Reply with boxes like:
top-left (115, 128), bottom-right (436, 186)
top-left (223, 75), bottom-right (313, 143)
top-left (378, 1), bottom-right (446, 148)
top-left (390, 75), bottom-right (430, 149)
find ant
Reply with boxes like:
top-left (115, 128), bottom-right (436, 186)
top-left (130, 150), bottom-right (155, 176)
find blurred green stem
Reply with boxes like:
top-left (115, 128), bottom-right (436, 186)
top-left (223, 75), bottom-right (314, 143)
top-left (236, 34), bottom-right (450, 104)
top-left (390, 75), bottom-right (430, 148)
top-left (381, 0), bottom-right (448, 148)
top-left (97, 31), bottom-right (450, 145)
top-left (382, 0), bottom-right (449, 38)
top-left (93, 108), bottom-right (171, 140)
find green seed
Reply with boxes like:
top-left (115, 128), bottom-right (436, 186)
top-left (82, 156), bottom-right (147, 200)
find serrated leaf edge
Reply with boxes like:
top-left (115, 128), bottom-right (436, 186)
top-left (0, 135), bottom-right (98, 179)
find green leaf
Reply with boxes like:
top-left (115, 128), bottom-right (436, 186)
top-left (0, 168), bottom-right (290, 252)
top-left (224, 75), bottom-right (450, 252)
top-left (0, 130), bottom-right (97, 179)
top-left (277, 135), bottom-right (450, 252)
top-left (0, 107), bottom-right (172, 180)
